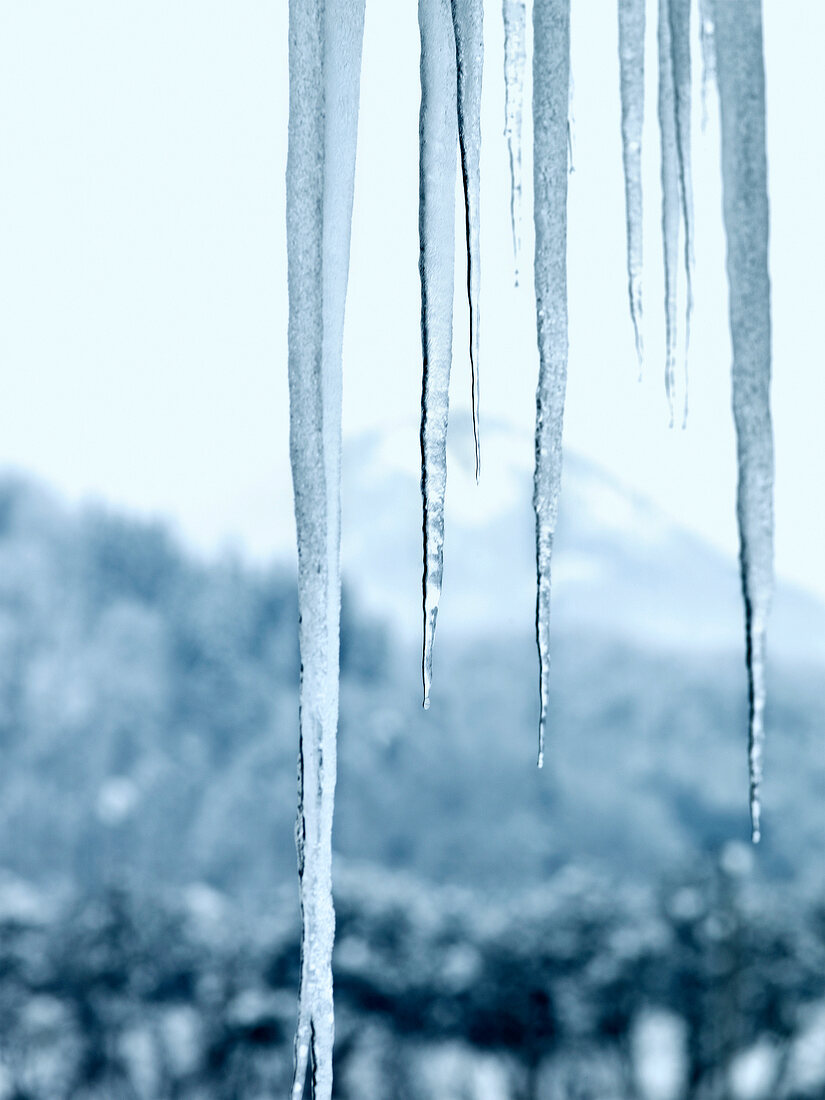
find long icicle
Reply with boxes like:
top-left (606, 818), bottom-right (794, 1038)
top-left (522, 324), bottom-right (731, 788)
top-left (451, 0), bottom-right (484, 480)
top-left (503, 0), bottom-right (527, 284)
top-left (617, 0), bottom-right (646, 369)
top-left (286, 0), bottom-right (365, 1095)
top-left (713, 0), bottom-right (774, 843)
top-left (668, 0), bottom-right (695, 425)
top-left (420, 0), bottom-right (458, 711)
top-left (657, 0), bottom-right (680, 424)
top-left (532, 0), bottom-right (570, 768)
top-left (657, 0), bottom-right (694, 424)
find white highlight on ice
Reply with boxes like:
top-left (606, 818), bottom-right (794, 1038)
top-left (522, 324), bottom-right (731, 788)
top-left (503, 0), bottom-right (527, 285)
top-left (286, 0), bottom-right (365, 1094)
top-left (532, 0), bottom-right (570, 767)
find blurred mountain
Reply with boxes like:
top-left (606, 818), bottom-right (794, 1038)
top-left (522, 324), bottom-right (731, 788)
top-left (339, 420), bottom-right (825, 887)
top-left (0, 440), bottom-right (823, 913)
top-left (342, 416), bottom-right (825, 667)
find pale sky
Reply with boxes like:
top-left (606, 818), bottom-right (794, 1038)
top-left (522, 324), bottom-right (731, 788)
top-left (0, 3), bottom-right (822, 600)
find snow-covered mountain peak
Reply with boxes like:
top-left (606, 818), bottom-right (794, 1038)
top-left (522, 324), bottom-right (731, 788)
top-left (342, 420), bottom-right (825, 668)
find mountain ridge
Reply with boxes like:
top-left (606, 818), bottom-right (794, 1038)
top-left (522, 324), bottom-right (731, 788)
top-left (342, 418), bottom-right (825, 670)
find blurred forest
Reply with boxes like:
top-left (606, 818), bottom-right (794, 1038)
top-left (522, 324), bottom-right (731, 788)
top-left (0, 472), bottom-right (824, 1098)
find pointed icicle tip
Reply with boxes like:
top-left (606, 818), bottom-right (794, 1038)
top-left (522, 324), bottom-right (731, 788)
top-left (532, 0), bottom-right (570, 772)
top-left (286, 0), bottom-right (365, 1094)
top-left (419, 0), bottom-right (457, 712)
top-left (618, 0), bottom-right (646, 370)
top-left (422, 598), bottom-right (440, 709)
top-left (537, 680), bottom-right (548, 769)
top-left (714, 0), bottom-right (773, 848)
top-left (751, 753), bottom-right (762, 842)
top-left (658, 0), bottom-right (694, 423)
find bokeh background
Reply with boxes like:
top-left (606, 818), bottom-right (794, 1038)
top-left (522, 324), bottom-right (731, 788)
top-left (0, 2), bottom-right (824, 1097)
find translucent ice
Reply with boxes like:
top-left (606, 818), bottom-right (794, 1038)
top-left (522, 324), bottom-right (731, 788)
top-left (532, 0), bottom-right (570, 766)
top-left (286, 0), bottom-right (365, 1094)
top-left (714, 0), bottom-right (774, 842)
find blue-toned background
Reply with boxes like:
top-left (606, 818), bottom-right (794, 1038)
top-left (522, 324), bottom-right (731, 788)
top-left (0, 2), bottom-right (824, 1097)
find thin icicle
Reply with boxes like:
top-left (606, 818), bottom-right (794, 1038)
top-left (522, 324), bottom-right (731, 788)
top-left (502, 0), bottom-right (526, 284)
top-left (657, 0), bottom-right (693, 424)
top-left (451, 0), bottom-right (484, 480)
top-left (617, 0), bottom-right (646, 368)
top-left (713, 0), bottom-right (774, 843)
top-left (657, 0), bottom-right (679, 422)
top-left (420, 0), bottom-right (458, 711)
top-left (699, 0), bottom-right (716, 128)
top-left (532, 0), bottom-right (570, 768)
top-left (286, 0), bottom-right (365, 1095)
top-left (668, 0), bottom-right (694, 426)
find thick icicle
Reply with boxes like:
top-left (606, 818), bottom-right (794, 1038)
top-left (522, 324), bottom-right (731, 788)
top-left (657, 0), bottom-right (694, 424)
top-left (532, 0), bottom-right (570, 767)
top-left (420, 0), bottom-right (458, 711)
top-left (713, 0), bottom-right (774, 843)
top-left (617, 0), bottom-right (646, 367)
top-left (451, 0), bottom-right (484, 479)
top-left (286, 0), bottom-right (365, 1095)
top-left (503, 0), bottom-right (526, 284)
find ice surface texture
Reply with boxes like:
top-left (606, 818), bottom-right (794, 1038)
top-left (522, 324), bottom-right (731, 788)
top-left (503, 0), bottom-right (527, 284)
top-left (618, 0), bottom-right (646, 367)
top-left (286, 0), bottom-right (365, 1095)
top-left (285, 10), bottom-right (777, 1094)
top-left (658, 0), bottom-right (694, 424)
top-left (713, 0), bottom-right (774, 843)
top-left (532, 0), bottom-right (570, 767)
top-left (452, 0), bottom-right (484, 479)
top-left (420, 0), bottom-right (458, 711)
top-left (419, 0), bottom-right (483, 707)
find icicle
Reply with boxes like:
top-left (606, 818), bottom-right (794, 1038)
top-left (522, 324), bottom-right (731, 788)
top-left (532, 0), bottom-right (570, 768)
top-left (502, 0), bottom-right (526, 284)
top-left (617, 0), bottom-right (646, 368)
top-left (669, 0), bottom-right (694, 427)
top-left (699, 0), bottom-right (716, 129)
top-left (420, 0), bottom-right (458, 711)
top-left (657, 0), bottom-right (679, 422)
top-left (286, 0), bottom-right (365, 1095)
top-left (451, 0), bottom-right (484, 480)
top-left (713, 0), bottom-right (774, 844)
top-left (657, 0), bottom-right (694, 425)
